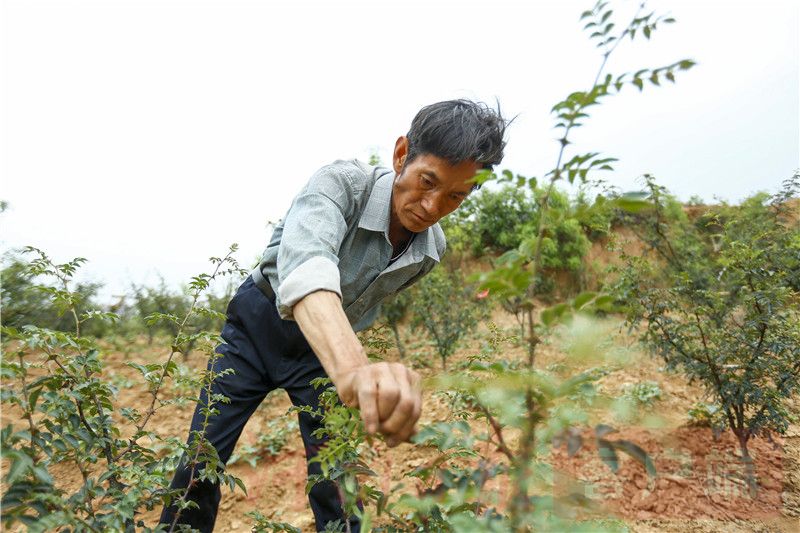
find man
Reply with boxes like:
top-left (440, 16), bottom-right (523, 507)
top-left (160, 99), bottom-right (506, 531)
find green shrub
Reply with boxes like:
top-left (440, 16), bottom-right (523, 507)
top-left (687, 401), bottom-right (728, 431)
top-left (408, 268), bottom-right (486, 369)
top-left (1, 252), bottom-right (108, 337)
top-left (379, 290), bottom-right (411, 358)
top-left (616, 174), bottom-right (800, 475)
top-left (621, 380), bottom-right (662, 408)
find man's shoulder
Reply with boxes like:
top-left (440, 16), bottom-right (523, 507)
top-left (313, 159), bottom-right (386, 193)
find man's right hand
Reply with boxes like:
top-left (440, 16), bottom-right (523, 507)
top-left (292, 290), bottom-right (423, 447)
top-left (334, 362), bottom-right (422, 447)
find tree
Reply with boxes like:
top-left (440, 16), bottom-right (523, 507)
top-left (615, 173), bottom-right (800, 492)
top-left (409, 268), bottom-right (485, 370)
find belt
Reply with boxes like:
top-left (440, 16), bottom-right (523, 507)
top-left (250, 267), bottom-right (276, 301)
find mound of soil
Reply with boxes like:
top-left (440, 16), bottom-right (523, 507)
top-left (550, 425), bottom-right (786, 521)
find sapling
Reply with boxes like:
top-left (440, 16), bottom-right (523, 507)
top-left (408, 267), bottom-right (485, 370)
top-left (380, 291), bottom-right (411, 358)
top-left (0, 245), bottom-right (248, 531)
top-left (475, 0), bottom-right (694, 366)
top-left (615, 174), bottom-right (800, 493)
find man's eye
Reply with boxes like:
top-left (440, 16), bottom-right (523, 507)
top-left (421, 177), bottom-right (434, 188)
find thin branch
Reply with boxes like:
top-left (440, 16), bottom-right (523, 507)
top-left (477, 405), bottom-right (514, 461)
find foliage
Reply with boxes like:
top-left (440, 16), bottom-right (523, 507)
top-left (0, 245), bottom-right (247, 531)
top-left (572, 188), bottom-right (616, 240)
top-left (126, 277), bottom-right (235, 354)
top-left (621, 380), bottom-right (662, 409)
top-left (0, 2), bottom-right (703, 531)
top-left (449, 185), bottom-right (540, 255)
top-left (687, 401), bottom-right (728, 433)
top-left (292, 377), bottom-right (384, 532)
top-left (408, 268), bottom-right (487, 369)
top-left (1, 252), bottom-right (108, 337)
top-left (380, 291), bottom-right (412, 359)
top-left (228, 416), bottom-right (299, 468)
top-left (614, 173), bottom-right (800, 474)
top-left (473, 0), bottom-right (695, 368)
top-left (372, 317), bottom-right (652, 532)
top-left (249, 510), bottom-right (302, 533)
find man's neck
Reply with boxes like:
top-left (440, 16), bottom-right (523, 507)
top-left (388, 214), bottom-right (414, 253)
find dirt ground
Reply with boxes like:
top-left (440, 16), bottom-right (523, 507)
top-left (2, 309), bottom-right (798, 532)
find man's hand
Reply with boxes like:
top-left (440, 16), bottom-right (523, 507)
top-left (334, 362), bottom-right (422, 447)
top-left (292, 290), bottom-right (422, 447)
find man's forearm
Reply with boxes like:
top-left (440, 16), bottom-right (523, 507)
top-left (291, 289), bottom-right (422, 444)
top-left (292, 290), bottom-right (368, 385)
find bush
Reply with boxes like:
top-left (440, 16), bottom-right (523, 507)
top-left (621, 380), bottom-right (662, 409)
top-left (408, 268), bottom-right (486, 369)
top-left (615, 174), bottom-right (800, 477)
top-left (1, 251), bottom-right (108, 337)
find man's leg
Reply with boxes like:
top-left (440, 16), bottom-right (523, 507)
top-left (280, 351), bottom-right (362, 533)
top-left (159, 280), bottom-right (276, 532)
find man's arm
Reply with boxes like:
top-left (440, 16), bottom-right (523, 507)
top-left (293, 290), bottom-right (421, 447)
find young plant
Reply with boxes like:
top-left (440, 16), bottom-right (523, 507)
top-left (0, 245), bottom-right (248, 531)
top-left (292, 377), bottom-right (385, 533)
top-left (376, 317), bottom-right (653, 531)
top-left (380, 291), bottom-right (412, 359)
top-left (408, 267), bottom-right (486, 370)
top-left (474, 0), bottom-right (695, 367)
top-left (615, 174), bottom-right (800, 490)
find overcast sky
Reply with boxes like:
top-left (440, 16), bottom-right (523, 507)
top-left (2, 0), bottom-right (798, 300)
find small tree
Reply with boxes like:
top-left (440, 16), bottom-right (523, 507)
top-left (380, 290), bottom-right (411, 358)
top-left (616, 173), bottom-right (800, 491)
top-left (1, 252), bottom-right (107, 337)
top-left (0, 245), bottom-right (247, 531)
top-left (409, 268), bottom-right (485, 370)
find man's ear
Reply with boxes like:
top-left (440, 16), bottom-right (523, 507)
top-left (393, 136), bottom-right (409, 174)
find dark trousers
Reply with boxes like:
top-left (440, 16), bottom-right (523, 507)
top-left (159, 276), bottom-right (360, 532)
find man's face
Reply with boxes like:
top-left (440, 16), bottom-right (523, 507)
top-left (391, 137), bottom-right (481, 233)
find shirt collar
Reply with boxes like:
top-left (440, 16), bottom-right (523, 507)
top-left (358, 168), bottom-right (441, 263)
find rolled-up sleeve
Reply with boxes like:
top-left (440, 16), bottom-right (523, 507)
top-left (275, 165), bottom-right (355, 319)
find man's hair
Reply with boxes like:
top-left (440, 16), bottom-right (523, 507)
top-left (406, 99), bottom-right (507, 172)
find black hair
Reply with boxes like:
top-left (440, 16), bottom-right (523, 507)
top-left (405, 99), bottom-right (507, 174)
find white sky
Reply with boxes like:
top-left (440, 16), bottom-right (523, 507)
top-left (2, 0), bottom-right (798, 301)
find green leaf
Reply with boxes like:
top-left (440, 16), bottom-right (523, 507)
top-left (540, 303), bottom-right (569, 327)
top-left (595, 424), bottom-right (617, 438)
top-left (31, 465), bottom-right (53, 485)
top-left (597, 438), bottom-right (619, 472)
top-left (613, 192), bottom-right (651, 213)
top-left (613, 440), bottom-right (657, 477)
top-left (6, 452), bottom-right (33, 483)
top-left (572, 292), bottom-right (597, 310)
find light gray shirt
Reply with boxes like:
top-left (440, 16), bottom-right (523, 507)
top-left (255, 159), bottom-right (445, 331)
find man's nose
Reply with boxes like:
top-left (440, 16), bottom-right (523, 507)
top-left (420, 194), bottom-right (441, 219)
